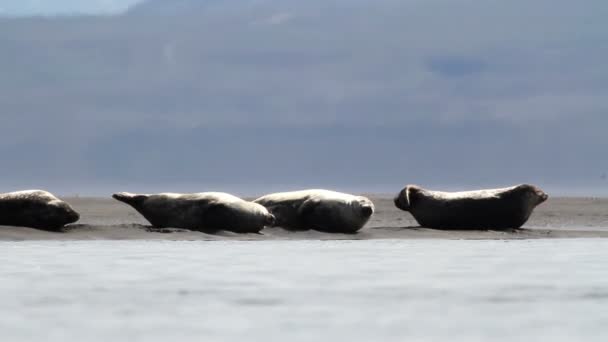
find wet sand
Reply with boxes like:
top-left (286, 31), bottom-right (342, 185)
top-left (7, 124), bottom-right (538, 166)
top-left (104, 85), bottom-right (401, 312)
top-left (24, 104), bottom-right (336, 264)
top-left (1, 196), bottom-right (607, 241)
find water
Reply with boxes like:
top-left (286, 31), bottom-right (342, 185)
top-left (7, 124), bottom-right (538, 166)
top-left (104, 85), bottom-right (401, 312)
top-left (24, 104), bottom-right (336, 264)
top-left (2, 239), bottom-right (608, 341)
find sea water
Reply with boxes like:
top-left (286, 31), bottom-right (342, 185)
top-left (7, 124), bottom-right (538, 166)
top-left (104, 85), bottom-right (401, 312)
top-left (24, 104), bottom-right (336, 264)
top-left (1, 239), bottom-right (608, 342)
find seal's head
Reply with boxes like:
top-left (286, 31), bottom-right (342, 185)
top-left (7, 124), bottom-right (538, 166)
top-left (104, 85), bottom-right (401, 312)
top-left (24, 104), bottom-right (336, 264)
top-left (247, 202), bottom-right (276, 228)
top-left (39, 200), bottom-right (80, 229)
top-left (351, 196), bottom-right (375, 219)
top-left (394, 185), bottom-right (421, 211)
top-left (516, 184), bottom-right (549, 205)
top-left (265, 213), bottom-right (276, 227)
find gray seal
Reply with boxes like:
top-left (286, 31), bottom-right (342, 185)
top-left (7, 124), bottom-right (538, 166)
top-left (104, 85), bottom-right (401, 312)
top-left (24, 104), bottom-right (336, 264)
top-left (393, 184), bottom-right (548, 229)
top-left (0, 190), bottom-right (80, 230)
top-left (253, 189), bottom-right (375, 233)
top-left (112, 192), bottom-right (275, 233)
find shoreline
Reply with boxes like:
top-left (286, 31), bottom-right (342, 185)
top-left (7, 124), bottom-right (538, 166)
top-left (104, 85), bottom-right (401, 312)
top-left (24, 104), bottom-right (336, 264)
top-left (1, 225), bottom-right (608, 242)
top-left (1, 196), bottom-right (607, 241)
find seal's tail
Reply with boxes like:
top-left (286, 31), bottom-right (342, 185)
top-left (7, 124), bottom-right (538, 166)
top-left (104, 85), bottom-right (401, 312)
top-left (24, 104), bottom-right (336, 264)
top-left (112, 192), bottom-right (147, 206)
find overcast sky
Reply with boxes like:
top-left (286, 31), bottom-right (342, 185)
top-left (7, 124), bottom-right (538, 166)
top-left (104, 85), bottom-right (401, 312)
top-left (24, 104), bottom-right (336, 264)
top-left (0, 0), bottom-right (144, 16)
top-left (1, 0), bottom-right (607, 196)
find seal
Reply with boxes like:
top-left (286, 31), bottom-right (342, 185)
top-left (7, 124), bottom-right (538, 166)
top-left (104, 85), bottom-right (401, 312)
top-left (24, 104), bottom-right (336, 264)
top-left (112, 192), bottom-right (275, 233)
top-left (253, 189), bottom-right (375, 233)
top-left (393, 184), bottom-right (549, 229)
top-left (0, 190), bottom-right (80, 230)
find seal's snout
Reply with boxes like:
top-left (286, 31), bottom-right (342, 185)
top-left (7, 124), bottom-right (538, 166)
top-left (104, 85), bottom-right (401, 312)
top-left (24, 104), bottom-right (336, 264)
top-left (394, 190), bottom-right (409, 211)
top-left (361, 205), bottom-right (373, 218)
top-left (58, 203), bottom-right (79, 224)
top-left (67, 209), bottom-right (80, 223)
top-left (529, 185), bottom-right (548, 203)
top-left (266, 214), bottom-right (276, 227)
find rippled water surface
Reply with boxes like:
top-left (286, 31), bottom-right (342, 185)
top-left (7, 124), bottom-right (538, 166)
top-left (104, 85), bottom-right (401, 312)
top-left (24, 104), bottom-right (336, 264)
top-left (2, 239), bottom-right (608, 341)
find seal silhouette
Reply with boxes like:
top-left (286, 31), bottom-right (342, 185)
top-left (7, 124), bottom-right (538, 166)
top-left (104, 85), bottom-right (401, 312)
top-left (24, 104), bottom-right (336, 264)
top-left (393, 184), bottom-right (548, 229)
top-left (0, 190), bottom-right (80, 230)
top-left (112, 192), bottom-right (275, 233)
top-left (253, 189), bottom-right (374, 233)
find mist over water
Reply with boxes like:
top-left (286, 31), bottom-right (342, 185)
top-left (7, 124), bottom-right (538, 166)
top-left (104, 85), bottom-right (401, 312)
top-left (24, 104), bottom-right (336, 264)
top-left (2, 239), bottom-right (608, 342)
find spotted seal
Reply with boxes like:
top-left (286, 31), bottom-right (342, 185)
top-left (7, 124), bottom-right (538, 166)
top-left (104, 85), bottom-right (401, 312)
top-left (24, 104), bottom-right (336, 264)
top-left (254, 189), bottom-right (374, 233)
top-left (113, 192), bottom-right (274, 233)
top-left (0, 190), bottom-right (80, 230)
top-left (394, 184), bottom-right (548, 229)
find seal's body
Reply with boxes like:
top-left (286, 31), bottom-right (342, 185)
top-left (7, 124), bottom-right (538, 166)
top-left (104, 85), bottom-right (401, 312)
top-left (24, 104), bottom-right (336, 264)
top-left (112, 192), bottom-right (274, 233)
top-left (394, 184), bottom-right (548, 229)
top-left (254, 189), bottom-right (374, 233)
top-left (0, 190), bottom-right (80, 230)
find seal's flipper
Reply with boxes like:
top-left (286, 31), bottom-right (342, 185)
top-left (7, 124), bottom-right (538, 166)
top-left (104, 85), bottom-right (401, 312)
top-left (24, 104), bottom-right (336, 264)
top-left (112, 192), bottom-right (147, 207)
top-left (298, 198), bottom-right (324, 229)
top-left (298, 198), bottom-right (321, 218)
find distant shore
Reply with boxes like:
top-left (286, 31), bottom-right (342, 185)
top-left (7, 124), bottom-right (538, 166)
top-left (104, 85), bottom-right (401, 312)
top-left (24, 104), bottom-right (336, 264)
top-left (1, 197), bottom-right (607, 241)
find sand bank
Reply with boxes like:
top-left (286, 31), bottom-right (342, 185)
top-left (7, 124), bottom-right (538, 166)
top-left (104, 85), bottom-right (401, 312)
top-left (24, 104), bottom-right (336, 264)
top-left (1, 197), bottom-right (607, 241)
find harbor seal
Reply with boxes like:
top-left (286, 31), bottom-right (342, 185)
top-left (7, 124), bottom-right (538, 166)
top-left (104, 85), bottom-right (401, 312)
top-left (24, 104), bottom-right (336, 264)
top-left (253, 189), bottom-right (375, 233)
top-left (393, 184), bottom-right (548, 229)
top-left (112, 192), bottom-right (275, 233)
top-left (0, 190), bottom-right (80, 230)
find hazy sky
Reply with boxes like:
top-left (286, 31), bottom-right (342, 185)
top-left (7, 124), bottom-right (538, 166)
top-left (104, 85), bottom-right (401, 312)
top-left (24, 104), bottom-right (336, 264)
top-left (0, 0), bottom-right (144, 16)
top-left (1, 0), bottom-right (607, 196)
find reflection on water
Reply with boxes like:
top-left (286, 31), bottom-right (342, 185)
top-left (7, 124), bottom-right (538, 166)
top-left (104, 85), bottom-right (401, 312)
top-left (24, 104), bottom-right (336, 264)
top-left (1, 239), bottom-right (608, 341)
